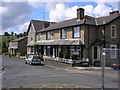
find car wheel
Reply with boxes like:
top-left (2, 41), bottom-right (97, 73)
top-left (25, 62), bottom-right (27, 64)
top-left (30, 62), bottom-right (32, 65)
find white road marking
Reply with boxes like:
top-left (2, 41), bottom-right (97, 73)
top-left (0, 70), bottom-right (5, 76)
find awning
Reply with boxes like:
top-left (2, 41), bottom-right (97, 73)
top-left (26, 42), bottom-right (35, 46)
top-left (8, 46), bottom-right (18, 49)
top-left (35, 39), bottom-right (84, 46)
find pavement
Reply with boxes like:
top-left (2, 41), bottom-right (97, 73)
top-left (44, 60), bottom-right (118, 79)
top-left (15, 83), bottom-right (89, 88)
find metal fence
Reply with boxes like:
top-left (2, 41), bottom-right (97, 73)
top-left (101, 48), bottom-right (120, 89)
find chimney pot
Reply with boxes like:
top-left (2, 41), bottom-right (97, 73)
top-left (109, 11), bottom-right (119, 15)
top-left (77, 8), bottom-right (84, 20)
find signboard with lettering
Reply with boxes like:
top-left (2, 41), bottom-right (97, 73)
top-left (72, 51), bottom-right (79, 55)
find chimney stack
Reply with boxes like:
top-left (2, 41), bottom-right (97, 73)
top-left (77, 8), bottom-right (84, 20)
top-left (109, 11), bottom-right (119, 15)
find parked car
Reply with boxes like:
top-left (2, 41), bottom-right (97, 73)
top-left (25, 55), bottom-right (44, 65)
top-left (111, 63), bottom-right (120, 70)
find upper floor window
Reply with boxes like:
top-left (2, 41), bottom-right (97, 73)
top-left (73, 26), bottom-right (80, 38)
top-left (61, 28), bottom-right (67, 39)
top-left (110, 45), bottom-right (117, 58)
top-left (30, 35), bottom-right (33, 41)
top-left (46, 31), bottom-right (51, 40)
top-left (38, 33), bottom-right (41, 41)
top-left (111, 25), bottom-right (116, 38)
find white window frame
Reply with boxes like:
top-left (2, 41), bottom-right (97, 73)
top-left (110, 45), bottom-right (117, 58)
top-left (30, 35), bottom-right (34, 41)
top-left (61, 28), bottom-right (67, 39)
top-left (73, 26), bottom-right (80, 38)
top-left (111, 25), bottom-right (116, 38)
top-left (46, 32), bottom-right (51, 40)
top-left (38, 33), bottom-right (41, 41)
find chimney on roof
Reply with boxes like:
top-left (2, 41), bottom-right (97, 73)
top-left (109, 10), bottom-right (119, 15)
top-left (77, 8), bottom-right (84, 20)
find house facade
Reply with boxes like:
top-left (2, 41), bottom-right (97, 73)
top-left (8, 37), bottom-right (27, 56)
top-left (27, 8), bottom-right (120, 65)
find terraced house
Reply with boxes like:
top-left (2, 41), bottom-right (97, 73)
top-left (27, 8), bottom-right (120, 65)
top-left (9, 37), bottom-right (27, 56)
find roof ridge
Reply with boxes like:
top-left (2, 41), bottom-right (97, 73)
top-left (31, 20), bottom-right (50, 23)
top-left (96, 14), bottom-right (120, 19)
top-left (56, 18), bottom-right (77, 24)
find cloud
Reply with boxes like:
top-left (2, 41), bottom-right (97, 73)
top-left (1, 1), bottom-right (119, 35)
top-left (19, 22), bottom-right (30, 33)
top-left (49, 3), bottom-right (67, 22)
top-left (49, 2), bottom-right (116, 22)
top-left (93, 2), bottom-right (112, 17)
top-left (82, 5), bottom-right (94, 17)
top-left (28, 0), bottom-right (46, 8)
top-left (49, 3), bottom-right (78, 22)
top-left (1, 2), bottom-right (33, 32)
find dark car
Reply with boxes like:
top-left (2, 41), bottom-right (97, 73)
top-left (111, 63), bottom-right (120, 70)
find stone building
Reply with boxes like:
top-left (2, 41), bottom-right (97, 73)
top-left (27, 8), bottom-right (120, 65)
top-left (8, 37), bottom-right (27, 56)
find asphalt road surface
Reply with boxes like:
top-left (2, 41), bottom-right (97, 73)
top-left (2, 55), bottom-right (119, 89)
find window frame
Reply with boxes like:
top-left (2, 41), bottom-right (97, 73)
top-left (111, 25), bottom-right (116, 38)
top-left (46, 31), bottom-right (51, 40)
top-left (73, 26), bottom-right (80, 38)
top-left (110, 45), bottom-right (117, 58)
top-left (38, 33), bottom-right (41, 41)
top-left (30, 35), bottom-right (34, 41)
top-left (61, 28), bottom-right (67, 39)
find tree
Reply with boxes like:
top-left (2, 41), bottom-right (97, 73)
top-left (17, 33), bottom-right (23, 38)
top-left (19, 33), bottom-right (23, 37)
top-left (14, 33), bottom-right (17, 36)
top-left (4, 32), bottom-right (10, 36)
top-left (11, 32), bottom-right (14, 36)
top-left (2, 42), bottom-right (8, 53)
top-left (23, 32), bottom-right (27, 36)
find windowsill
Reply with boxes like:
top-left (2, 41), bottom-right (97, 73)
top-left (111, 37), bottom-right (116, 38)
top-left (110, 57), bottom-right (117, 59)
top-left (61, 38), bottom-right (67, 39)
top-left (73, 37), bottom-right (80, 39)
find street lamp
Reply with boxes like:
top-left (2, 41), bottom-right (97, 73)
top-left (103, 20), bottom-right (106, 48)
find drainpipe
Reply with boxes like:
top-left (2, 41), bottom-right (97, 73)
top-left (103, 21), bottom-right (106, 48)
top-left (88, 24), bottom-right (90, 62)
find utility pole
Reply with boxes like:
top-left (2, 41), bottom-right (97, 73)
top-left (103, 20), bottom-right (106, 48)
top-left (43, 12), bottom-right (45, 21)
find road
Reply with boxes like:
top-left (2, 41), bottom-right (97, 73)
top-left (2, 55), bottom-right (119, 89)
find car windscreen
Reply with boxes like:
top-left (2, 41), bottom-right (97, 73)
top-left (28, 56), bottom-right (33, 59)
top-left (33, 56), bottom-right (40, 59)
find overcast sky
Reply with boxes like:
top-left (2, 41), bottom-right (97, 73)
top-left (1, 0), bottom-right (120, 35)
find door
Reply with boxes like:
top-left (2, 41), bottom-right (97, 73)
top-left (92, 46), bottom-right (99, 64)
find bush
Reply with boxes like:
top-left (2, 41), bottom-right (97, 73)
top-left (59, 51), bottom-right (64, 58)
top-left (64, 50), bottom-right (70, 59)
top-left (72, 55), bottom-right (78, 60)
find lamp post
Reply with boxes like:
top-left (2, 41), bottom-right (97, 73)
top-left (103, 20), bottom-right (106, 48)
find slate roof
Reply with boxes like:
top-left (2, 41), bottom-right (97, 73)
top-left (11, 37), bottom-right (27, 42)
top-left (28, 13), bottom-right (120, 33)
top-left (39, 16), bottom-right (97, 32)
top-left (96, 14), bottom-right (120, 25)
top-left (27, 20), bottom-right (52, 34)
top-left (38, 14), bottom-right (120, 32)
